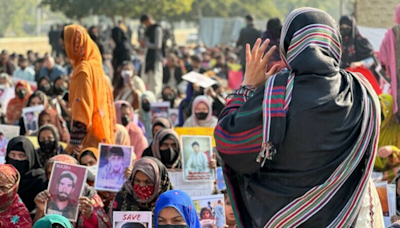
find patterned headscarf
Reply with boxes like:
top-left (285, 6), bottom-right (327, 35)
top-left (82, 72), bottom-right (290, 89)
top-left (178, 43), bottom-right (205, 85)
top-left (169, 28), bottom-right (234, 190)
top-left (112, 157), bottom-right (172, 213)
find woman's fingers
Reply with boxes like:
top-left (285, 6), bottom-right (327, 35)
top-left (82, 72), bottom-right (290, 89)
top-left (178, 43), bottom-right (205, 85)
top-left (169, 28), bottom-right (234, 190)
top-left (266, 64), bottom-right (280, 77)
top-left (245, 44), bottom-right (251, 63)
top-left (256, 39), bottom-right (270, 61)
top-left (251, 38), bottom-right (262, 60)
top-left (262, 45), bottom-right (277, 66)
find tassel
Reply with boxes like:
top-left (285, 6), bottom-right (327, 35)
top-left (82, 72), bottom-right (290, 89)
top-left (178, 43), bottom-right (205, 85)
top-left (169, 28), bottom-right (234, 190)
top-left (256, 142), bottom-right (276, 167)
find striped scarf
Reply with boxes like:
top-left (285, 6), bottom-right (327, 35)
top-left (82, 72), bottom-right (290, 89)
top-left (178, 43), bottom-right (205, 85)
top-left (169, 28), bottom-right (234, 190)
top-left (259, 8), bottom-right (380, 227)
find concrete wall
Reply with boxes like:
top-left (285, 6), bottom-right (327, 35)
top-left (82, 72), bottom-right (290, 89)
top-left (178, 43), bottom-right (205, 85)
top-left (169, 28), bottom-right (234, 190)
top-left (356, 0), bottom-right (398, 28)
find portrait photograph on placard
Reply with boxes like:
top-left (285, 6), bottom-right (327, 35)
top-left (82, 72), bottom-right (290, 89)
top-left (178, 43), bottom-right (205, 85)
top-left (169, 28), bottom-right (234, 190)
top-left (113, 211), bottom-right (152, 228)
top-left (168, 108), bottom-right (179, 127)
top-left (150, 102), bottom-right (170, 124)
top-left (181, 135), bottom-right (214, 182)
top-left (192, 194), bottom-right (225, 228)
top-left (95, 143), bottom-right (133, 192)
top-left (45, 161), bottom-right (87, 222)
top-left (0, 124), bottom-right (20, 164)
top-left (22, 105), bottom-right (44, 132)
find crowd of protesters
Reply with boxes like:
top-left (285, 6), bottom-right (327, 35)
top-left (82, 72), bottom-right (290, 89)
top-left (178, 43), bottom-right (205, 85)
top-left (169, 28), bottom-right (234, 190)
top-left (2, 5), bottom-right (400, 227)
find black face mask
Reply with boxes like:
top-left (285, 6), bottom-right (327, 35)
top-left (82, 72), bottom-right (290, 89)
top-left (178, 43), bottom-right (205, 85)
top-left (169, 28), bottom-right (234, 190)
top-left (163, 93), bottom-right (175, 102)
top-left (17, 89), bottom-right (27, 99)
top-left (54, 85), bottom-right (67, 95)
top-left (158, 225), bottom-right (187, 228)
top-left (39, 84), bottom-right (51, 93)
top-left (142, 102), bottom-right (151, 112)
top-left (121, 115), bottom-right (130, 126)
top-left (195, 112), bottom-right (208, 120)
top-left (340, 28), bottom-right (352, 38)
top-left (39, 140), bottom-right (56, 153)
top-left (159, 147), bottom-right (178, 168)
top-left (7, 158), bottom-right (29, 176)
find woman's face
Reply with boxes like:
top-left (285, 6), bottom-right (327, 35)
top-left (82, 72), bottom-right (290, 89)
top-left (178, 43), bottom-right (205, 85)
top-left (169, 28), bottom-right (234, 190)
top-left (29, 96), bottom-right (42, 107)
top-left (153, 125), bottom-right (164, 137)
top-left (39, 79), bottom-right (49, 87)
top-left (39, 129), bottom-right (54, 142)
top-left (225, 197), bottom-right (236, 225)
top-left (39, 113), bottom-right (52, 126)
top-left (202, 210), bottom-right (211, 219)
top-left (8, 150), bottom-right (27, 161)
top-left (160, 138), bottom-right (177, 151)
top-left (158, 207), bottom-right (187, 226)
top-left (122, 64), bottom-right (133, 72)
top-left (121, 106), bottom-right (131, 117)
top-left (134, 171), bottom-right (154, 187)
top-left (80, 154), bottom-right (97, 167)
top-left (195, 102), bottom-right (209, 114)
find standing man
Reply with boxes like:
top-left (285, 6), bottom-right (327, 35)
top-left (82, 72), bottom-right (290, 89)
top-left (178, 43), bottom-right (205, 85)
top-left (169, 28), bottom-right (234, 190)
top-left (214, 200), bottom-right (225, 228)
top-left (140, 14), bottom-right (164, 98)
top-left (236, 15), bottom-right (261, 73)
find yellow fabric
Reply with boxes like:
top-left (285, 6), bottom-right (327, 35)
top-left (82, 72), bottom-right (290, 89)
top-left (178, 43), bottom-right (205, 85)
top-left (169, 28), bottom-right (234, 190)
top-left (64, 25), bottom-right (116, 148)
top-left (374, 94), bottom-right (400, 181)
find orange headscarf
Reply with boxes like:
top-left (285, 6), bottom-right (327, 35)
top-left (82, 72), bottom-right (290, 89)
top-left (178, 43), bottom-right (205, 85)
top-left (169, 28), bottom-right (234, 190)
top-left (6, 81), bottom-right (32, 124)
top-left (64, 25), bottom-right (116, 148)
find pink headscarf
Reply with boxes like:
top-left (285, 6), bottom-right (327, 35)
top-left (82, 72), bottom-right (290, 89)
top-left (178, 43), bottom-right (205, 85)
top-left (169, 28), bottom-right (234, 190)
top-left (183, 95), bottom-right (218, 127)
top-left (395, 3), bottom-right (400, 24)
top-left (379, 5), bottom-right (400, 114)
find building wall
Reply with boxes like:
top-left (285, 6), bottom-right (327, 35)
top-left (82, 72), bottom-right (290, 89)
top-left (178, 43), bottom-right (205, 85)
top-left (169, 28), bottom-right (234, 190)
top-left (355, 0), bottom-right (398, 28)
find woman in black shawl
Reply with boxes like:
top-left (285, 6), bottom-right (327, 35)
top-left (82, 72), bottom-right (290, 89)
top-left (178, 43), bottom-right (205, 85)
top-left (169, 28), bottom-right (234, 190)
top-left (111, 27), bottom-right (132, 71)
top-left (5, 136), bottom-right (47, 216)
top-left (36, 124), bottom-right (64, 167)
top-left (340, 15), bottom-right (376, 69)
top-left (214, 8), bottom-right (381, 228)
top-left (110, 157), bottom-right (172, 222)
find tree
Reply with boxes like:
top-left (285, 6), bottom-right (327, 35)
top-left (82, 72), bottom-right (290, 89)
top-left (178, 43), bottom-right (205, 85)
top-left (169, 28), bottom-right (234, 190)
top-left (41, 0), bottom-right (94, 22)
top-left (0, 0), bottom-right (37, 37)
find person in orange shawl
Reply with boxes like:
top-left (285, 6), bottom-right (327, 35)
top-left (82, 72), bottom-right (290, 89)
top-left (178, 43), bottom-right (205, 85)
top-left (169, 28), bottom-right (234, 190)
top-left (61, 25), bottom-right (116, 155)
top-left (6, 81), bottom-right (32, 125)
top-left (375, 94), bottom-right (400, 182)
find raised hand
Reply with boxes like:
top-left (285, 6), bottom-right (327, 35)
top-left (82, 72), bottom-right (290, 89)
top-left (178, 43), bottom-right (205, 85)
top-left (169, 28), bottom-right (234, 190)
top-left (242, 38), bottom-right (280, 88)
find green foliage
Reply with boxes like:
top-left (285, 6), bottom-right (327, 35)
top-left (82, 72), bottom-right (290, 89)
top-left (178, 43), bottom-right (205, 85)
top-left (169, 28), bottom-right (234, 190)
top-left (0, 0), bottom-right (37, 37)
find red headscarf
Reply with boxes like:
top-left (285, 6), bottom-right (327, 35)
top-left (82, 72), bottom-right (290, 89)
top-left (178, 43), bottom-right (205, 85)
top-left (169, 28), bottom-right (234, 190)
top-left (6, 80), bottom-right (32, 124)
top-left (0, 164), bottom-right (32, 228)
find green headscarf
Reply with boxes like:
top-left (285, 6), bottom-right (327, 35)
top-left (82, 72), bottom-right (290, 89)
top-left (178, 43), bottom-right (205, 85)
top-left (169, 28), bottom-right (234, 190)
top-left (33, 214), bottom-right (73, 228)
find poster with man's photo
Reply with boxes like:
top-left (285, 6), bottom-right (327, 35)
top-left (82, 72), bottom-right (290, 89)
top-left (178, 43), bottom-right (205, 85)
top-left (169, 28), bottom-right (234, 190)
top-left (22, 105), bottom-right (44, 133)
top-left (150, 102), bottom-right (170, 124)
top-left (168, 108), bottom-right (179, 127)
top-left (0, 124), bottom-right (20, 164)
top-left (113, 211), bottom-right (152, 228)
top-left (181, 135), bottom-right (214, 182)
top-left (192, 194), bottom-right (225, 228)
top-left (45, 161), bottom-right (88, 222)
top-left (95, 144), bottom-right (133, 192)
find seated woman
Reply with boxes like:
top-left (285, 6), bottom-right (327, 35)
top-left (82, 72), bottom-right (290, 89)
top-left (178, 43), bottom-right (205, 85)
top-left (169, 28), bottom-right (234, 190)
top-left (0, 164), bottom-right (32, 228)
top-left (37, 76), bottom-right (53, 97)
top-left (140, 91), bottom-right (157, 141)
top-left (33, 214), bottom-right (73, 228)
top-left (6, 80), bottom-right (32, 125)
top-left (5, 136), bottom-right (47, 217)
top-left (142, 128), bottom-right (182, 169)
top-left (115, 124), bottom-right (132, 146)
top-left (36, 109), bottom-right (70, 144)
top-left (19, 90), bottom-right (49, 135)
top-left (142, 117), bottom-right (173, 156)
top-left (33, 154), bottom-right (111, 228)
top-left (155, 190), bottom-right (201, 228)
top-left (183, 95), bottom-right (218, 127)
top-left (114, 61), bottom-right (142, 110)
top-left (115, 101), bottom-right (148, 158)
top-left (79, 147), bottom-right (117, 211)
top-left (374, 94), bottom-right (400, 182)
top-left (36, 124), bottom-right (65, 167)
top-left (110, 157), bottom-right (172, 221)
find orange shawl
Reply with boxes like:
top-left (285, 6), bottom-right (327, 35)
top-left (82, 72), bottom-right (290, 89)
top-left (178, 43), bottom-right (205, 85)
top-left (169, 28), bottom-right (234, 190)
top-left (6, 81), bottom-right (32, 124)
top-left (64, 25), bottom-right (116, 148)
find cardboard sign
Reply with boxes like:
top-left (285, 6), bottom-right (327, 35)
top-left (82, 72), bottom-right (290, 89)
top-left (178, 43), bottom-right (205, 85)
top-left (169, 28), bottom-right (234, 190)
top-left (113, 211), bottom-right (152, 228)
